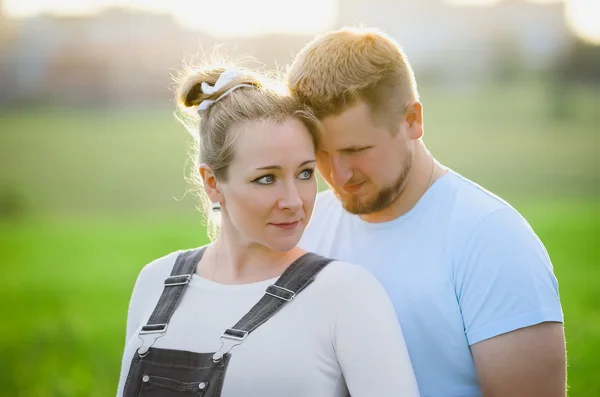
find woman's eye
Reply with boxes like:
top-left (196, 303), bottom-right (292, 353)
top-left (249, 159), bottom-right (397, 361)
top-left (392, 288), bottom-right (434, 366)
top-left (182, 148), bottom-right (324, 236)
top-left (254, 175), bottom-right (275, 185)
top-left (298, 169), bottom-right (314, 180)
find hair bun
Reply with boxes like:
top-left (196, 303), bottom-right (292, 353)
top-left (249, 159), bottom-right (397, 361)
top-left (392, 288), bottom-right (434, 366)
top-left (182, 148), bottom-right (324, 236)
top-left (176, 67), bottom-right (261, 112)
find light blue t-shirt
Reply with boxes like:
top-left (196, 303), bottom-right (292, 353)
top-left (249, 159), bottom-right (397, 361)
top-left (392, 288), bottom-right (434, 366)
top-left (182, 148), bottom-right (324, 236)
top-left (299, 169), bottom-right (563, 397)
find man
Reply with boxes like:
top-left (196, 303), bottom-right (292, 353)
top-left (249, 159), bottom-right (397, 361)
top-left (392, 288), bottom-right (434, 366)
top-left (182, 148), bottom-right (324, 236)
top-left (288, 27), bottom-right (566, 397)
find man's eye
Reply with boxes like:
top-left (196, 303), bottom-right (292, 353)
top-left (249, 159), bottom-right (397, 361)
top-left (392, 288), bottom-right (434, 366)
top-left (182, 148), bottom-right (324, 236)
top-left (253, 175), bottom-right (275, 185)
top-left (346, 147), bottom-right (366, 153)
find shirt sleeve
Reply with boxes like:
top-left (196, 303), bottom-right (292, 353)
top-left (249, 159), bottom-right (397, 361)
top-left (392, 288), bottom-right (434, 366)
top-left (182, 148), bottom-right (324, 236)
top-left (453, 207), bottom-right (563, 345)
top-left (123, 251), bottom-right (179, 341)
top-left (116, 252), bottom-right (177, 397)
top-left (124, 266), bottom-right (151, 343)
top-left (332, 263), bottom-right (421, 397)
top-left (116, 267), bottom-right (149, 397)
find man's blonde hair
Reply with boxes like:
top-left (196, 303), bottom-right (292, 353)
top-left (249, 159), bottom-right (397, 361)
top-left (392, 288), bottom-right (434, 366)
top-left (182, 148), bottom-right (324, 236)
top-left (287, 26), bottom-right (419, 130)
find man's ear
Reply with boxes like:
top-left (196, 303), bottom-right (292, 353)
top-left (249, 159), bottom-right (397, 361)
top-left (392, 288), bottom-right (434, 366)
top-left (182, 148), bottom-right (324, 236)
top-left (404, 101), bottom-right (423, 140)
top-left (199, 163), bottom-right (222, 204)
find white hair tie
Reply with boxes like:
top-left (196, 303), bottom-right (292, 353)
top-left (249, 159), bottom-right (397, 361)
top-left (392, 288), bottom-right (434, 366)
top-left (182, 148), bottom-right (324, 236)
top-left (197, 68), bottom-right (254, 112)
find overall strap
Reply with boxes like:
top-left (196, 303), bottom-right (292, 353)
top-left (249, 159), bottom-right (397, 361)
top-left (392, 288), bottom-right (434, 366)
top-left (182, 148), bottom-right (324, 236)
top-left (213, 252), bottom-right (334, 362)
top-left (137, 247), bottom-right (205, 356)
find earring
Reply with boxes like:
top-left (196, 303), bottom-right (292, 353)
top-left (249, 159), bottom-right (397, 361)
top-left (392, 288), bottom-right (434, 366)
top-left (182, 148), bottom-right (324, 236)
top-left (211, 202), bottom-right (221, 212)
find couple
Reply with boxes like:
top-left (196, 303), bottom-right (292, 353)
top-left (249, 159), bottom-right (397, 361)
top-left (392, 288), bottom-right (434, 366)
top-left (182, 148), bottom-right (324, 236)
top-left (116, 27), bottom-right (565, 397)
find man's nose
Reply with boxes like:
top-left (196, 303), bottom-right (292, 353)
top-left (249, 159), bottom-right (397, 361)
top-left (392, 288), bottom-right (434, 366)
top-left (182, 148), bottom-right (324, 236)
top-left (330, 154), bottom-right (353, 187)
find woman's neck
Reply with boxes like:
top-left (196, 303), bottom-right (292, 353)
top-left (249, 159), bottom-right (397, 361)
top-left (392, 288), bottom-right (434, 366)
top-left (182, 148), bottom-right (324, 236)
top-left (200, 220), bottom-right (304, 285)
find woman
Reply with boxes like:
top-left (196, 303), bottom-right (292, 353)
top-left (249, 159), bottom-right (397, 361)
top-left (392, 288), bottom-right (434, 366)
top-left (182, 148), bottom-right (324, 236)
top-left (115, 62), bottom-right (420, 397)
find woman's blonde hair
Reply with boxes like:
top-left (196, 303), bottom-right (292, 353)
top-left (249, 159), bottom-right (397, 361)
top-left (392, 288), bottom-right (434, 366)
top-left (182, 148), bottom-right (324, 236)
top-left (287, 26), bottom-right (419, 131)
top-left (174, 59), bottom-right (320, 239)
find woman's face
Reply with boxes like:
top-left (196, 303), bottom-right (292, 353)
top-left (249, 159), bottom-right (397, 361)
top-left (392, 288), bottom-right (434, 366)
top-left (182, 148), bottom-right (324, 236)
top-left (218, 117), bottom-right (317, 252)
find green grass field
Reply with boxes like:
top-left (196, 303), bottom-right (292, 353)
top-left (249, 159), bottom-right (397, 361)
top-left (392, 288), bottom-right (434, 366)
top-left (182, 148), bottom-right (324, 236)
top-left (0, 82), bottom-right (598, 396)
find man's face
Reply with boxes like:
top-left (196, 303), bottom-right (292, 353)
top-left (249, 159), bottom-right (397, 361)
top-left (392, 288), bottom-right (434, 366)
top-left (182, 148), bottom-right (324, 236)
top-left (316, 101), bottom-right (414, 215)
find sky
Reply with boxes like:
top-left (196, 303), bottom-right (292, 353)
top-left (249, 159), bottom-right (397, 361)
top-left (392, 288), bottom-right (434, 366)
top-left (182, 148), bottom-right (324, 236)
top-left (2, 0), bottom-right (600, 44)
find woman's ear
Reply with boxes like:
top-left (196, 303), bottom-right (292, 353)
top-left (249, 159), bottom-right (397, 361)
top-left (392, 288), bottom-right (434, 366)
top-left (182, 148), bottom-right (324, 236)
top-left (199, 163), bottom-right (222, 204)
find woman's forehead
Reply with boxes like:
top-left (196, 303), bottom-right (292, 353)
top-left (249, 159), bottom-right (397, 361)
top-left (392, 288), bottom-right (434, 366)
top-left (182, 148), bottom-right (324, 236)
top-left (230, 118), bottom-right (315, 169)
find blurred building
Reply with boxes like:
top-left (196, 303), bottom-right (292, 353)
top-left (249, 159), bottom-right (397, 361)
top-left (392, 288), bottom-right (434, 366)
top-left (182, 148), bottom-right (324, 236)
top-left (0, 1), bottom-right (19, 104)
top-left (336, 0), bottom-right (572, 83)
top-left (0, 0), bottom-right (579, 107)
top-left (3, 8), bottom-right (199, 106)
top-left (0, 6), bottom-right (317, 107)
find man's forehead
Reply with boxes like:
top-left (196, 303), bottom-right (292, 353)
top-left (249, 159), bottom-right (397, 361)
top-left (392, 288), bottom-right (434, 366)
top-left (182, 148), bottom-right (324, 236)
top-left (316, 130), bottom-right (374, 152)
top-left (317, 124), bottom-right (376, 150)
top-left (322, 103), bottom-right (371, 129)
top-left (320, 102), bottom-right (376, 136)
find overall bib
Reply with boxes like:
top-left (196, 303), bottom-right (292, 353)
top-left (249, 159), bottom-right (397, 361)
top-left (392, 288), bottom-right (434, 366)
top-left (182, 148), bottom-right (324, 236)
top-left (122, 247), bottom-right (333, 397)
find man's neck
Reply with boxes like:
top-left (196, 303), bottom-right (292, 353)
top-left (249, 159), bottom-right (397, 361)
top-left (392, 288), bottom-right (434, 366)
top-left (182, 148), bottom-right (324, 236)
top-left (360, 153), bottom-right (445, 223)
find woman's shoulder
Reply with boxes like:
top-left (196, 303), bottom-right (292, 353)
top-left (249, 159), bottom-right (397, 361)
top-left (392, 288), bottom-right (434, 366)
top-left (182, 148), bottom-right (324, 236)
top-left (305, 256), bottom-right (399, 327)
top-left (133, 247), bottom-right (202, 289)
top-left (137, 250), bottom-right (181, 278)
top-left (126, 248), bottom-right (205, 312)
top-left (310, 256), bottom-right (385, 295)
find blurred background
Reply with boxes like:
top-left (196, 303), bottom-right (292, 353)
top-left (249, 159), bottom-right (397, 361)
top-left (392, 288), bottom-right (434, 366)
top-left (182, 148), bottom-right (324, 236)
top-left (0, 0), bottom-right (598, 396)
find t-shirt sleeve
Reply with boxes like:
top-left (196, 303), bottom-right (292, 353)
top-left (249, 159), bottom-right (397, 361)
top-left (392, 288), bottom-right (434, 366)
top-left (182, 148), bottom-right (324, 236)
top-left (116, 252), bottom-right (178, 397)
top-left (123, 252), bottom-right (178, 341)
top-left (124, 266), bottom-right (152, 343)
top-left (332, 263), bottom-right (421, 397)
top-left (454, 207), bottom-right (563, 345)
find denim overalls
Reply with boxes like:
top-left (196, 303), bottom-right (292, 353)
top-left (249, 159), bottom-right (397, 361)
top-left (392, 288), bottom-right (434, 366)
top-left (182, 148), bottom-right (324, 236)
top-left (122, 247), bottom-right (333, 396)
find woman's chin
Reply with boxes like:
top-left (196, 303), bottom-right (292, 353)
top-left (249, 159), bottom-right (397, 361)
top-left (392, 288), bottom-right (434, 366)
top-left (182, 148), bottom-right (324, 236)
top-left (264, 233), bottom-right (304, 253)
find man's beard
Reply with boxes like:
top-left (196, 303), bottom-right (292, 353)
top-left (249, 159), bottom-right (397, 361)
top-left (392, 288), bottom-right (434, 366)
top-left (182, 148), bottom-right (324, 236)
top-left (334, 152), bottom-right (413, 215)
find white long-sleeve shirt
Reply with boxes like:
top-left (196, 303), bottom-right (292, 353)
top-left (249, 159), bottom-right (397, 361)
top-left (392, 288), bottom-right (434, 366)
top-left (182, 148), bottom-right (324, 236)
top-left (116, 250), bottom-right (420, 397)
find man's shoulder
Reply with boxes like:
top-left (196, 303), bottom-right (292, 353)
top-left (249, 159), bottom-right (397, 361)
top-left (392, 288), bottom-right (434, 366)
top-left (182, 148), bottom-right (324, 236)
top-left (440, 171), bottom-right (541, 257)
top-left (444, 170), bottom-right (521, 230)
top-left (447, 171), bottom-right (509, 211)
top-left (443, 171), bottom-right (545, 264)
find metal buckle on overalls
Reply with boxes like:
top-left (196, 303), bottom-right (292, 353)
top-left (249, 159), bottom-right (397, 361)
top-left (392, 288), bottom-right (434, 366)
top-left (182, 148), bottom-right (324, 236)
top-left (212, 328), bottom-right (248, 363)
top-left (164, 274), bottom-right (191, 286)
top-left (137, 323), bottom-right (168, 357)
top-left (265, 284), bottom-right (296, 301)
